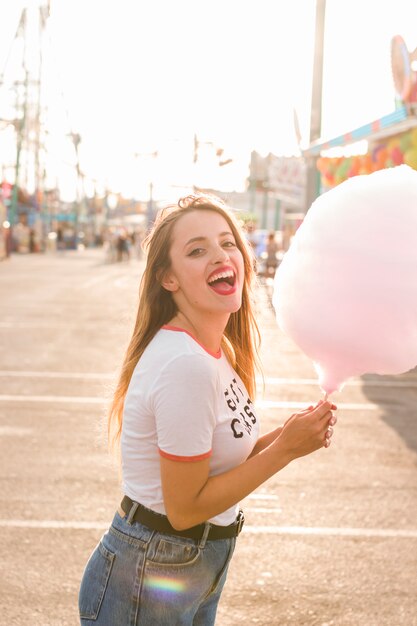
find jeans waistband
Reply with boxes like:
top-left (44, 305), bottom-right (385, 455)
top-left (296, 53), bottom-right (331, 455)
top-left (120, 496), bottom-right (244, 541)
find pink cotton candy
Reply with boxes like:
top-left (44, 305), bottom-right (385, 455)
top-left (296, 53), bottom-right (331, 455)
top-left (272, 165), bottom-right (417, 395)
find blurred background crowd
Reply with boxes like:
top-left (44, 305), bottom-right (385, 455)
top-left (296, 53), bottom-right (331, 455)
top-left (1, 0), bottom-right (417, 281)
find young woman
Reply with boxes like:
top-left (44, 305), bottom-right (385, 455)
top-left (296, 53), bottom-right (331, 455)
top-left (78, 193), bottom-right (336, 625)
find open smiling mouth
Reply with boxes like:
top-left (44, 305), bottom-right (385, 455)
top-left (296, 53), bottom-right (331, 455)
top-left (207, 270), bottom-right (237, 295)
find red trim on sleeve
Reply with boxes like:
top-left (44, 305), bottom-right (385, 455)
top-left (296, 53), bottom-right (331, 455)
top-left (158, 448), bottom-right (212, 462)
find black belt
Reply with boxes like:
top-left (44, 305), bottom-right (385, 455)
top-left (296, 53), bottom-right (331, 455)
top-left (120, 496), bottom-right (244, 541)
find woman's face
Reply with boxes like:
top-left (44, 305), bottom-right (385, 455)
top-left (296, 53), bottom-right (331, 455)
top-left (162, 209), bottom-right (245, 317)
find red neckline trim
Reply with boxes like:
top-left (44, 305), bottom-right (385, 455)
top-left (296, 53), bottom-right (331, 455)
top-left (162, 325), bottom-right (221, 359)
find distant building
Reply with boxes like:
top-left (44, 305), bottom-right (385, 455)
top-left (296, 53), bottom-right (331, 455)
top-left (246, 151), bottom-right (307, 249)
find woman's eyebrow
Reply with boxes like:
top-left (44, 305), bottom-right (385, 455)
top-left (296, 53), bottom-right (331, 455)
top-left (184, 236), bottom-right (206, 248)
top-left (184, 231), bottom-right (233, 248)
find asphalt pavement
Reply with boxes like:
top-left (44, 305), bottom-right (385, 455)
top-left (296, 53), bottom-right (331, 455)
top-left (0, 248), bottom-right (416, 626)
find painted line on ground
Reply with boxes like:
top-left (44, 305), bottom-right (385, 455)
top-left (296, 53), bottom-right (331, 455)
top-left (0, 394), bottom-right (106, 404)
top-left (246, 508), bottom-right (283, 514)
top-left (0, 371), bottom-right (415, 389)
top-left (0, 370), bottom-right (114, 380)
top-left (0, 426), bottom-right (33, 436)
top-left (0, 395), bottom-right (381, 410)
top-left (257, 400), bottom-right (380, 411)
top-left (0, 322), bottom-right (119, 330)
top-left (246, 493), bottom-right (279, 501)
top-left (0, 519), bottom-right (416, 538)
top-left (258, 376), bottom-right (417, 389)
top-left (0, 520), bottom-right (109, 529)
top-left (243, 526), bottom-right (417, 538)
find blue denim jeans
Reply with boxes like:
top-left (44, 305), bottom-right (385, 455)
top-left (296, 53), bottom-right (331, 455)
top-left (78, 509), bottom-right (236, 625)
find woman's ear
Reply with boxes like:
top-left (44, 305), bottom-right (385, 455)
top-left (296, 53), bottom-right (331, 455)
top-left (160, 270), bottom-right (179, 292)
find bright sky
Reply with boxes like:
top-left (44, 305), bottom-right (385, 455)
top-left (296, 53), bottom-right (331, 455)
top-left (1, 0), bottom-right (417, 201)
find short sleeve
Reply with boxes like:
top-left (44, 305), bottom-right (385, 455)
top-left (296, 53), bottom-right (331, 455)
top-left (151, 354), bottom-right (218, 462)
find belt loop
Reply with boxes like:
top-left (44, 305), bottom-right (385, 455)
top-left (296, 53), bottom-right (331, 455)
top-left (236, 510), bottom-right (245, 536)
top-left (198, 522), bottom-right (211, 549)
top-left (127, 501), bottom-right (139, 525)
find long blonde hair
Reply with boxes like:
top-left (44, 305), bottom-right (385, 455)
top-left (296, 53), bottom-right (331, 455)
top-left (108, 193), bottom-right (261, 451)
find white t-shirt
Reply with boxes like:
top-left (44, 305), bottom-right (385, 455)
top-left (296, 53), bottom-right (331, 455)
top-left (121, 325), bottom-right (259, 526)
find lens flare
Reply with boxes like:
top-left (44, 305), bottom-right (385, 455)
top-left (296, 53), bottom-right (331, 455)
top-left (145, 575), bottom-right (186, 595)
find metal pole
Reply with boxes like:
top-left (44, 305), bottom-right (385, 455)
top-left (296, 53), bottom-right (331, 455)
top-left (9, 8), bottom-right (28, 228)
top-left (305, 0), bottom-right (326, 211)
top-left (262, 184), bottom-right (268, 229)
top-left (249, 151), bottom-right (256, 215)
top-left (147, 181), bottom-right (154, 230)
top-left (274, 199), bottom-right (281, 231)
top-left (70, 132), bottom-right (82, 246)
top-left (10, 71), bottom-right (29, 227)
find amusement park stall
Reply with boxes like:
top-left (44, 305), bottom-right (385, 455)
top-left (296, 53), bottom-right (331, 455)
top-left (307, 105), bottom-right (417, 195)
top-left (304, 35), bottom-right (417, 198)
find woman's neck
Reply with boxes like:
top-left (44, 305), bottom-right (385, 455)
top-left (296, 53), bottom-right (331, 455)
top-left (168, 311), bottom-right (229, 354)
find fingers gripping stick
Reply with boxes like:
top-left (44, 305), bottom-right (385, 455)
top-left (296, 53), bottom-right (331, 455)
top-left (322, 394), bottom-right (337, 448)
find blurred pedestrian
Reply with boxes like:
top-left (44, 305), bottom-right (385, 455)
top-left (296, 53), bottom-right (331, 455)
top-left (116, 229), bottom-right (130, 262)
top-left (29, 228), bottom-right (36, 253)
top-left (264, 230), bottom-right (280, 277)
top-left (78, 193), bottom-right (337, 625)
top-left (57, 227), bottom-right (63, 249)
top-left (245, 222), bottom-right (259, 253)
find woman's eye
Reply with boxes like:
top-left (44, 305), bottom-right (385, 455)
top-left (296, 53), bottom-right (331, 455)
top-left (188, 247), bottom-right (204, 256)
top-left (222, 240), bottom-right (236, 248)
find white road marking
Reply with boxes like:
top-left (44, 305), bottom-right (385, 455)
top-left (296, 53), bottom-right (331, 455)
top-left (0, 426), bottom-right (33, 436)
top-left (246, 507), bottom-right (283, 514)
top-left (0, 519), bottom-right (416, 538)
top-left (0, 520), bottom-right (109, 529)
top-left (0, 395), bottom-right (106, 404)
top-left (246, 493), bottom-right (279, 501)
top-left (257, 400), bottom-right (380, 410)
top-left (243, 526), bottom-right (417, 538)
top-left (0, 370), bottom-right (114, 380)
top-left (257, 376), bottom-right (417, 389)
top-left (0, 395), bottom-right (381, 410)
top-left (0, 371), bottom-right (415, 389)
top-left (0, 322), bottom-right (120, 330)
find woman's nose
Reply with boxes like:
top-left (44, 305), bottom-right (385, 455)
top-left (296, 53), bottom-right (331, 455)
top-left (213, 245), bottom-right (230, 264)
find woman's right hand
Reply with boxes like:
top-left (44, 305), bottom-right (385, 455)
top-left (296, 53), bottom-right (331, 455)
top-left (274, 400), bottom-right (337, 461)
